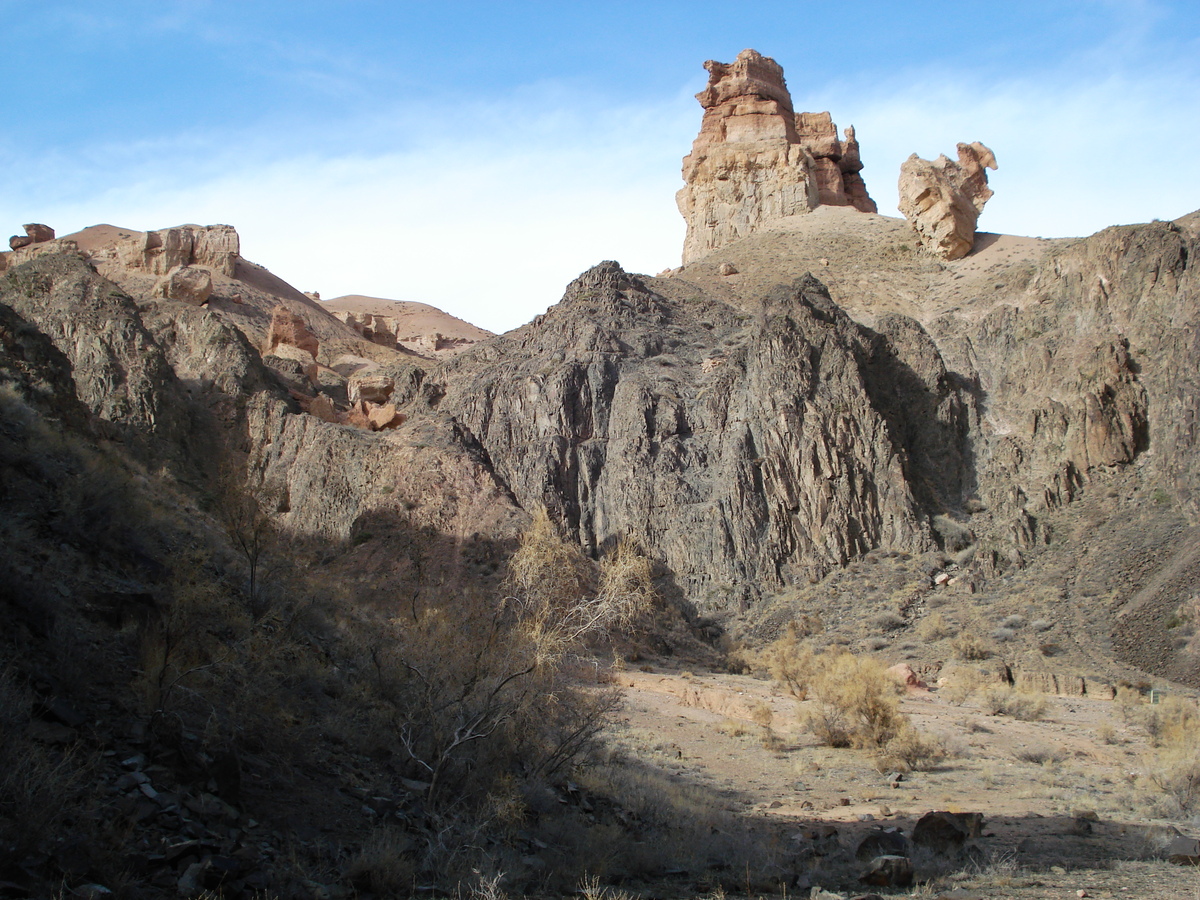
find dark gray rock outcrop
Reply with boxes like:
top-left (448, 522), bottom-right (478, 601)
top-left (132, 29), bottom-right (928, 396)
top-left (437, 262), bottom-right (961, 608)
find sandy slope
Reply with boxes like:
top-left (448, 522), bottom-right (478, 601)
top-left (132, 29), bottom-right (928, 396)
top-left (648, 205), bottom-right (1065, 330)
top-left (323, 294), bottom-right (493, 343)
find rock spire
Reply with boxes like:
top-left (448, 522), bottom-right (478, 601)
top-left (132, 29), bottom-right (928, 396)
top-left (897, 142), bottom-right (997, 260)
top-left (676, 49), bottom-right (877, 264)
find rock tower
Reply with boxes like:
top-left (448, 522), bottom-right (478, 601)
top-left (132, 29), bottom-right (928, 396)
top-left (676, 49), bottom-right (876, 264)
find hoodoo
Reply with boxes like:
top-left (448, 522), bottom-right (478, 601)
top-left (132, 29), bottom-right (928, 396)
top-left (898, 141), bottom-right (998, 259)
top-left (677, 49), bottom-right (876, 264)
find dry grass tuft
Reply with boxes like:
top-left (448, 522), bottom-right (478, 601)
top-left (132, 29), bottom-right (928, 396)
top-left (919, 612), bottom-right (958, 641)
top-left (981, 688), bottom-right (1050, 721)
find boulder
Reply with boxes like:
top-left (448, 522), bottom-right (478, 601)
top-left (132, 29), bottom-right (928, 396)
top-left (677, 49), bottom-right (875, 263)
top-left (263, 305), bottom-right (319, 360)
top-left (897, 142), bottom-right (997, 260)
top-left (912, 810), bottom-right (984, 854)
top-left (306, 394), bottom-right (340, 424)
top-left (367, 402), bottom-right (404, 431)
top-left (1166, 835), bottom-right (1200, 865)
top-left (157, 265), bottom-right (213, 305)
top-left (859, 855), bottom-right (913, 887)
top-left (887, 663), bottom-right (928, 690)
top-left (343, 400), bottom-right (373, 430)
top-left (264, 354), bottom-right (316, 394)
top-left (9, 234), bottom-right (33, 250)
top-left (855, 828), bottom-right (910, 860)
top-left (266, 343), bottom-right (319, 386)
top-left (24, 223), bottom-right (55, 243)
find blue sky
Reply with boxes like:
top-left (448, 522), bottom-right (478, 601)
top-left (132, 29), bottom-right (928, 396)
top-left (3, 1), bottom-right (1199, 332)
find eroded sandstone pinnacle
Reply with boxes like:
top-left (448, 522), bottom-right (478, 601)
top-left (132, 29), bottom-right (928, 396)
top-left (676, 49), bottom-right (877, 264)
top-left (897, 141), bottom-right (998, 260)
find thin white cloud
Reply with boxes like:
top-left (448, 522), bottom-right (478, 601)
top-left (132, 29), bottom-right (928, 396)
top-left (18, 95), bottom-right (693, 334)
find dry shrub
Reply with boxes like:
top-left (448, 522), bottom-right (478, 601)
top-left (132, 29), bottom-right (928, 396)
top-left (369, 509), bottom-right (648, 815)
top-left (939, 665), bottom-right (986, 705)
top-left (0, 668), bottom-right (96, 858)
top-left (871, 610), bottom-right (907, 632)
top-left (951, 630), bottom-right (992, 660)
top-left (919, 612), bottom-right (957, 641)
top-left (1096, 721), bottom-right (1119, 745)
top-left (1140, 696), bottom-right (1200, 812)
top-left (750, 701), bottom-right (773, 728)
top-left (346, 825), bottom-right (417, 896)
top-left (759, 624), bottom-right (818, 699)
top-left (1140, 695), bottom-right (1199, 747)
top-left (981, 687), bottom-right (1049, 721)
top-left (1146, 746), bottom-right (1200, 813)
top-left (750, 702), bottom-right (784, 750)
top-left (876, 723), bottom-right (948, 774)
top-left (1114, 684), bottom-right (1144, 724)
top-left (578, 874), bottom-right (635, 900)
top-left (717, 719), bottom-right (751, 738)
top-left (798, 650), bottom-right (906, 749)
top-left (1013, 746), bottom-right (1066, 766)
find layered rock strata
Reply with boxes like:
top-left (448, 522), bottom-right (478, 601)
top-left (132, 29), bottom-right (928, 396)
top-left (898, 142), bottom-right (997, 260)
top-left (110, 224), bottom-right (241, 277)
top-left (677, 49), bottom-right (876, 264)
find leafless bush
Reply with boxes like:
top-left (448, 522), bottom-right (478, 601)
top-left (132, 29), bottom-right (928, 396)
top-left (346, 825), bottom-right (417, 896)
top-left (871, 610), bottom-right (907, 632)
top-left (952, 630), bottom-right (992, 660)
top-left (1013, 746), bottom-right (1066, 766)
top-left (981, 688), bottom-right (1049, 721)
top-left (876, 723), bottom-right (948, 774)
top-left (0, 668), bottom-right (96, 858)
top-left (919, 612), bottom-right (957, 641)
top-left (368, 509), bottom-right (648, 816)
top-left (1140, 696), bottom-right (1200, 812)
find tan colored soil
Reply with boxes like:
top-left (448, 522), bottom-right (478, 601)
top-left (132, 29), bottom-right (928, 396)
top-left (322, 294), bottom-right (494, 343)
top-left (603, 662), bottom-right (1200, 898)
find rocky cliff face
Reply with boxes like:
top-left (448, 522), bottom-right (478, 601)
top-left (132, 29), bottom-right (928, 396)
top-left (677, 49), bottom-right (875, 265)
top-left (3, 165), bottom-right (1198, 688)
top-left (435, 261), bottom-right (965, 607)
top-left (429, 210), bottom-right (1198, 632)
top-left (0, 252), bottom-right (524, 587)
top-left (962, 220), bottom-right (1197, 515)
